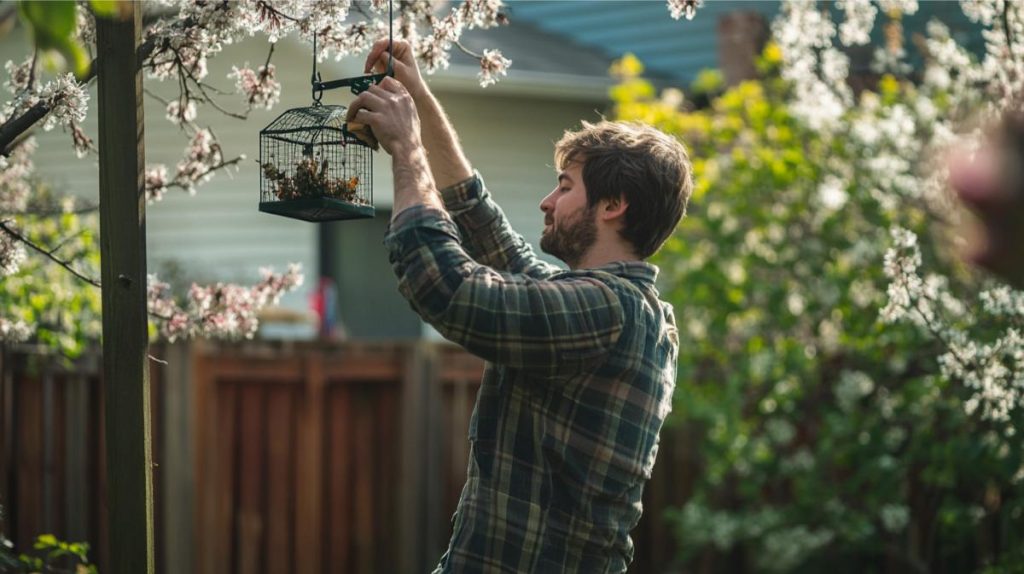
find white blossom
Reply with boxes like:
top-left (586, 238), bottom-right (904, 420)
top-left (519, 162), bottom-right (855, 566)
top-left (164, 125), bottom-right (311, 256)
top-left (981, 286), bottom-right (1024, 317)
top-left (478, 49), bottom-right (511, 88)
top-left (960, 0), bottom-right (1000, 25)
top-left (165, 99), bottom-right (197, 126)
top-left (838, 0), bottom-right (877, 46)
top-left (880, 504), bottom-right (910, 532)
top-left (0, 138), bottom-right (36, 213)
top-left (0, 225), bottom-right (26, 277)
top-left (817, 175), bottom-right (849, 211)
top-left (38, 74), bottom-right (88, 131)
top-left (878, 0), bottom-right (919, 16)
top-left (229, 63), bottom-right (282, 110)
top-left (667, 0), bottom-right (703, 21)
top-left (0, 318), bottom-right (33, 343)
top-left (835, 370), bottom-right (875, 411)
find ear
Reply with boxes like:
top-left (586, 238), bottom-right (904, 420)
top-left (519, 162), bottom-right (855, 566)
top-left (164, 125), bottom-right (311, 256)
top-left (599, 195), bottom-right (629, 223)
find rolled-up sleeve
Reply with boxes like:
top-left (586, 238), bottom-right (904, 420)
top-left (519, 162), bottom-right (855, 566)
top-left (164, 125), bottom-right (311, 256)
top-left (440, 172), bottom-right (561, 279)
top-left (385, 206), bottom-right (624, 371)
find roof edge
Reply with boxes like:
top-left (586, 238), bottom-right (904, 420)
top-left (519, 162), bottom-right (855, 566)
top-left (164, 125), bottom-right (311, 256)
top-left (425, 65), bottom-right (613, 102)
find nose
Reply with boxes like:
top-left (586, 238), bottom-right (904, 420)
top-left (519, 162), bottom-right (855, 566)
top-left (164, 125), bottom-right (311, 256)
top-left (539, 188), bottom-right (556, 215)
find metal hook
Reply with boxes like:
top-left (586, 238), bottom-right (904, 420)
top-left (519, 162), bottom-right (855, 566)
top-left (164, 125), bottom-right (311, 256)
top-left (312, 70), bottom-right (323, 105)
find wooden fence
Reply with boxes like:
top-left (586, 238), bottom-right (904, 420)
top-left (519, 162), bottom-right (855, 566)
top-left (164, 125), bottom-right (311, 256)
top-left (1, 340), bottom-right (695, 573)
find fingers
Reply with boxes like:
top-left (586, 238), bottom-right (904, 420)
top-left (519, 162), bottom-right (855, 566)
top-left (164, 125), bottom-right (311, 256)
top-left (364, 38), bottom-right (413, 73)
top-left (373, 76), bottom-right (407, 94)
top-left (345, 90), bottom-right (386, 122)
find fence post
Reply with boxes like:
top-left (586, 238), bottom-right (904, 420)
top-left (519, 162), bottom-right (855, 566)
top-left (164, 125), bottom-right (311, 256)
top-left (400, 341), bottom-right (442, 571)
top-left (160, 342), bottom-right (196, 574)
top-left (295, 349), bottom-right (325, 574)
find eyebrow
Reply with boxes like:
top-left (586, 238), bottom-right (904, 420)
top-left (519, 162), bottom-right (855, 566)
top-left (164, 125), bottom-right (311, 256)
top-left (557, 172), bottom-right (573, 185)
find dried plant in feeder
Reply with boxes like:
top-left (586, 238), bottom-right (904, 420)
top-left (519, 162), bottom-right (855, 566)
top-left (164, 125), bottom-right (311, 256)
top-left (259, 0), bottom-right (396, 223)
top-left (259, 105), bottom-right (375, 221)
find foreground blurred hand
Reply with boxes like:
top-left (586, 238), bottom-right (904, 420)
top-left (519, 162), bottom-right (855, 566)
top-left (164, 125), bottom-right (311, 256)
top-left (949, 112), bottom-right (1024, 288)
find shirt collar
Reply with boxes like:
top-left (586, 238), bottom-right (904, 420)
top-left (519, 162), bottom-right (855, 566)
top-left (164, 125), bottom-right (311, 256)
top-left (559, 260), bottom-right (659, 287)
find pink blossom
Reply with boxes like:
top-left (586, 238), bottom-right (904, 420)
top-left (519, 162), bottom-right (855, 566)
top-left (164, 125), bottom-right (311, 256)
top-left (165, 99), bottom-right (198, 125)
top-left (175, 129), bottom-right (223, 193)
top-left (229, 64), bottom-right (282, 110)
top-left (145, 165), bottom-right (170, 202)
top-left (459, 0), bottom-right (507, 29)
top-left (3, 59), bottom-right (33, 95)
top-left (148, 264), bottom-right (304, 342)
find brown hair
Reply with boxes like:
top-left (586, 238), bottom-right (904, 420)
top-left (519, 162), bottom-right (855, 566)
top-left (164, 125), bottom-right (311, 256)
top-left (554, 121), bottom-right (693, 259)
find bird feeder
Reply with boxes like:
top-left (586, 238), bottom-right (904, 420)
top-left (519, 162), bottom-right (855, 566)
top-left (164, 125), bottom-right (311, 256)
top-left (259, 105), bottom-right (376, 221)
top-left (259, 2), bottom-right (393, 222)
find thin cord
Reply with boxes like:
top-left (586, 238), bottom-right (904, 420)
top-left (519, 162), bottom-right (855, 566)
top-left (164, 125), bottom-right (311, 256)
top-left (387, 0), bottom-right (393, 77)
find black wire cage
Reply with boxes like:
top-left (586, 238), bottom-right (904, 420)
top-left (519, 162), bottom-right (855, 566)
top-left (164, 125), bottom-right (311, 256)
top-left (259, 104), bottom-right (375, 222)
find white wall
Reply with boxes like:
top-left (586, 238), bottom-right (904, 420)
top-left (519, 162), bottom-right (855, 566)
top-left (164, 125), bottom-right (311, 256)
top-left (3, 29), bottom-right (611, 335)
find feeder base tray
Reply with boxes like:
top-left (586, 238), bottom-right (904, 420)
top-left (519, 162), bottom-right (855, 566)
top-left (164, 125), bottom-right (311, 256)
top-left (259, 197), bottom-right (375, 222)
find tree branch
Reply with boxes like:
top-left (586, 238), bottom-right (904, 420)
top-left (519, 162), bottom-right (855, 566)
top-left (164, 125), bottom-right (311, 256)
top-left (1002, 0), bottom-right (1015, 55)
top-left (0, 220), bottom-right (101, 288)
top-left (454, 39), bottom-right (484, 60)
top-left (0, 30), bottom-right (160, 155)
top-left (165, 156), bottom-right (245, 191)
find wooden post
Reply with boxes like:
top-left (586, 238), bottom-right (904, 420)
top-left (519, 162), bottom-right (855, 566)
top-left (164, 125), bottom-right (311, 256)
top-left (399, 342), bottom-right (441, 572)
top-left (96, 4), bottom-right (155, 574)
top-left (161, 342), bottom-right (195, 574)
top-left (717, 11), bottom-right (769, 87)
top-left (295, 351), bottom-right (325, 574)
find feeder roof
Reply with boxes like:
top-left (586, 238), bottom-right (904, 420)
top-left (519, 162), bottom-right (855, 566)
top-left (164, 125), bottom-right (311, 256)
top-left (261, 104), bottom-right (348, 141)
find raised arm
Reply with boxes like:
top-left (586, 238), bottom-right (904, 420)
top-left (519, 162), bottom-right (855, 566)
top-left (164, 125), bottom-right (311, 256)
top-left (362, 40), bottom-right (558, 277)
top-left (346, 77), bottom-right (621, 369)
top-left (363, 39), bottom-right (473, 189)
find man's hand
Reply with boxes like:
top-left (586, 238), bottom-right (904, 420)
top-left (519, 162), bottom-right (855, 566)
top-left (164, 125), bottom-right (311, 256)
top-left (949, 114), bottom-right (1024, 288)
top-left (364, 39), bottom-right (427, 103)
top-left (363, 37), bottom-right (473, 190)
top-left (346, 76), bottom-right (421, 157)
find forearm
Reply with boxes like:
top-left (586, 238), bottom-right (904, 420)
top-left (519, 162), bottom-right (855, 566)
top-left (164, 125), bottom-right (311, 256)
top-left (412, 89), bottom-right (474, 190)
top-left (391, 144), bottom-right (444, 223)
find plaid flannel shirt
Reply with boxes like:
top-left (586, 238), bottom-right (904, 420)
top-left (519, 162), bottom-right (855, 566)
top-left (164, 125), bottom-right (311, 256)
top-left (384, 173), bottom-right (679, 573)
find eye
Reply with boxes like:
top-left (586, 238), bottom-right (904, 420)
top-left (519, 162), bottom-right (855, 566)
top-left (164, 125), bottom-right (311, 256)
top-left (559, 187), bottom-right (570, 193)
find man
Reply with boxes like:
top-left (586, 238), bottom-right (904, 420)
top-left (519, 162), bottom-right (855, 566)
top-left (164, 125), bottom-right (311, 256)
top-left (347, 39), bottom-right (692, 572)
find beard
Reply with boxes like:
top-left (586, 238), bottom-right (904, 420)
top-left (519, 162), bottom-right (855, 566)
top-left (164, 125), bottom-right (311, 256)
top-left (540, 204), bottom-right (598, 268)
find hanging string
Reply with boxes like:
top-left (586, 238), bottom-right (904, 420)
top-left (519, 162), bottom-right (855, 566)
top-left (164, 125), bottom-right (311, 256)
top-left (312, 33), bottom-right (322, 104)
top-left (387, 0), bottom-right (393, 77)
top-left (311, 0), bottom-right (393, 104)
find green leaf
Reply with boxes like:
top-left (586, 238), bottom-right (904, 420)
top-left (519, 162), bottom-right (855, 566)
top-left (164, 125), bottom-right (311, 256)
top-left (17, 1), bottom-right (90, 78)
top-left (89, 0), bottom-right (120, 18)
top-left (18, 1), bottom-right (76, 41)
top-left (34, 533), bottom-right (58, 549)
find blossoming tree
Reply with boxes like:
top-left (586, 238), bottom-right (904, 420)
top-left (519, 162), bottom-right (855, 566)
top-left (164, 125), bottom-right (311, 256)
top-left (613, 0), bottom-right (1024, 570)
top-left (0, 0), bottom-right (515, 353)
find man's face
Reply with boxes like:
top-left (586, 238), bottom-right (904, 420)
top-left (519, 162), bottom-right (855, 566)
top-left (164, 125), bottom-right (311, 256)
top-left (539, 162), bottom-right (597, 268)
